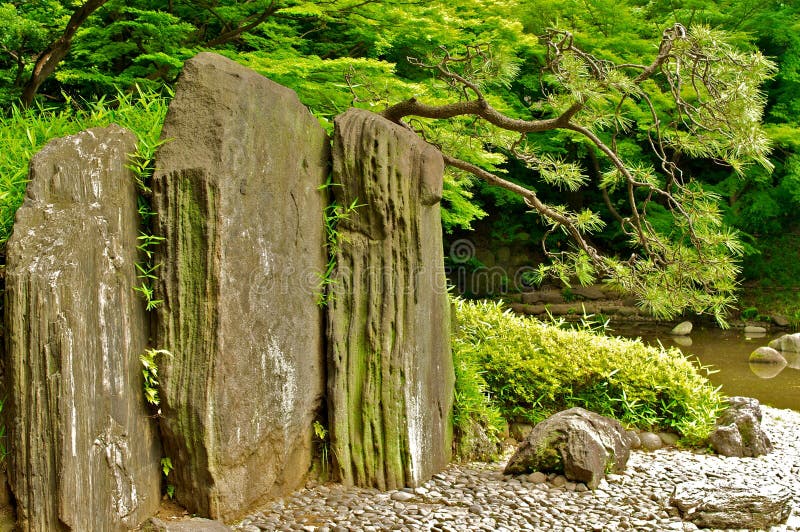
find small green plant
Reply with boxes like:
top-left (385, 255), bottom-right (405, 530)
top-left (312, 420), bottom-right (330, 476)
top-left (140, 348), bottom-right (171, 407)
top-left (161, 457), bottom-right (175, 499)
top-left (316, 178), bottom-right (364, 307)
top-left (127, 95), bottom-right (169, 312)
top-left (161, 456), bottom-right (173, 477)
top-left (452, 342), bottom-right (507, 461)
top-left (741, 307), bottom-right (759, 320)
top-left (134, 232), bottom-right (165, 310)
top-left (562, 287), bottom-right (576, 302)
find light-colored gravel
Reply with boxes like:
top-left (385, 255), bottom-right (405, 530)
top-left (233, 407), bottom-right (800, 531)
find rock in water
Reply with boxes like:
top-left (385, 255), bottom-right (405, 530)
top-left (4, 125), bottom-right (162, 530)
top-left (709, 396), bottom-right (772, 457)
top-left (769, 332), bottom-right (800, 353)
top-left (748, 346), bottom-right (787, 365)
top-left (749, 347), bottom-right (788, 379)
top-left (504, 407), bottom-right (635, 489)
top-left (152, 52), bottom-right (328, 520)
top-left (327, 108), bottom-right (454, 490)
top-left (670, 321), bottom-right (693, 336)
top-left (784, 350), bottom-right (800, 370)
top-left (671, 481), bottom-right (792, 529)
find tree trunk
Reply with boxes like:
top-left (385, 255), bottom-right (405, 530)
top-left (20, 0), bottom-right (109, 106)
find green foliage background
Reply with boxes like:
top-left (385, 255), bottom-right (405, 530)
top-left (4, 0), bottom-right (797, 293)
top-left (0, 0), bottom-right (798, 296)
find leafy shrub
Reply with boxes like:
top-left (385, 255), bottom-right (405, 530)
top-left (453, 299), bottom-right (723, 445)
top-left (452, 341), bottom-right (507, 461)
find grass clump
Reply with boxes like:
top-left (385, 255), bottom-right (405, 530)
top-left (0, 87), bottom-right (169, 248)
top-left (452, 298), bottom-right (724, 446)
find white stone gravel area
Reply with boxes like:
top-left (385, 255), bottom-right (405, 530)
top-left (232, 407), bottom-right (800, 531)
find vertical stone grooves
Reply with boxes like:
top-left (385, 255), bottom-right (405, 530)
top-left (156, 169), bottom-right (219, 506)
top-left (4, 125), bottom-right (162, 531)
top-left (152, 52), bottom-right (328, 520)
top-left (328, 109), bottom-right (453, 490)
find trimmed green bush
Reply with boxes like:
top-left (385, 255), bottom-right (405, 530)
top-left (453, 298), bottom-right (724, 445)
top-left (452, 339), bottom-right (507, 461)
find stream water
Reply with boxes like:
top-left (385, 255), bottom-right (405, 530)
top-left (615, 324), bottom-right (800, 411)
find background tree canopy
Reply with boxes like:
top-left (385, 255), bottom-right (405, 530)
top-left (1, 0), bottom-right (798, 321)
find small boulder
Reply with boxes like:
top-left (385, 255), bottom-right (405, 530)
top-left (670, 481), bottom-right (792, 529)
top-left (709, 397), bottom-right (772, 457)
top-left (771, 314), bottom-right (790, 327)
top-left (748, 346), bottom-right (787, 365)
top-left (670, 321), bottom-right (693, 336)
top-left (784, 350), bottom-right (800, 370)
top-left (769, 332), bottom-right (800, 353)
top-left (527, 471), bottom-right (547, 484)
top-left (657, 432), bottom-right (680, 447)
top-left (503, 408), bottom-right (635, 489)
top-left (744, 325), bottom-right (767, 334)
top-left (572, 285), bottom-right (606, 300)
top-left (639, 432), bottom-right (663, 451)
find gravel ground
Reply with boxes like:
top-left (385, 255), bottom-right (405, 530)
top-left (232, 406), bottom-right (800, 531)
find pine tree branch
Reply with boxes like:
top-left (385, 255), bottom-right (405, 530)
top-left (441, 152), bottom-right (604, 266)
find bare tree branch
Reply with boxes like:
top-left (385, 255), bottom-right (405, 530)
top-left (383, 98), bottom-right (583, 133)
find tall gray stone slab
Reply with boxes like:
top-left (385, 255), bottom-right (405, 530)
top-left (152, 52), bottom-right (328, 520)
top-left (328, 108), bottom-right (454, 490)
top-left (4, 125), bottom-right (162, 531)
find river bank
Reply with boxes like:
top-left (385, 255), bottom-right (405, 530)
top-left (230, 406), bottom-right (800, 531)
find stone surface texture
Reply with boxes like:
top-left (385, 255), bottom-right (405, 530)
top-left (709, 396), bottom-right (773, 457)
top-left (145, 517), bottom-right (231, 531)
top-left (327, 108), bottom-right (454, 490)
top-left (770, 332), bottom-right (800, 353)
top-left (749, 346), bottom-right (787, 365)
top-left (152, 52), bottom-right (328, 520)
top-left (504, 407), bottom-right (635, 489)
top-left (4, 125), bottom-right (161, 530)
top-left (670, 321), bottom-right (693, 336)
top-left (670, 481), bottom-right (792, 529)
top-left (639, 432), bottom-right (664, 451)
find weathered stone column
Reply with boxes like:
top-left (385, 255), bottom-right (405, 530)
top-left (4, 125), bottom-right (162, 531)
top-left (328, 108), bottom-right (454, 489)
top-left (152, 53), bottom-right (329, 520)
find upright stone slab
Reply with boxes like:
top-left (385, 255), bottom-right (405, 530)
top-left (4, 125), bottom-right (162, 531)
top-left (328, 108), bottom-right (454, 490)
top-left (152, 52), bottom-right (328, 519)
